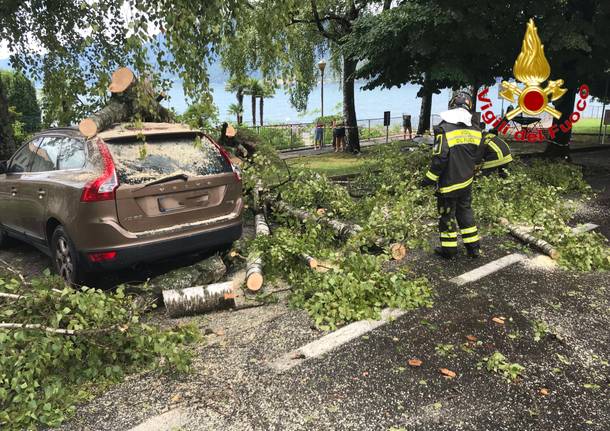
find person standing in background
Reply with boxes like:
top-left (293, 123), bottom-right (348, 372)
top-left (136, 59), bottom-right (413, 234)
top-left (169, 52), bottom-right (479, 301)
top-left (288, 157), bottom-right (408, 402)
top-left (313, 122), bottom-right (324, 150)
top-left (334, 121), bottom-right (346, 152)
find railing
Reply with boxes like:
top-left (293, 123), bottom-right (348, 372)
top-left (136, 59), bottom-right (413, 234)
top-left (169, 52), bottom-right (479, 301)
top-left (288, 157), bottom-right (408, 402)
top-left (234, 107), bottom-right (607, 151)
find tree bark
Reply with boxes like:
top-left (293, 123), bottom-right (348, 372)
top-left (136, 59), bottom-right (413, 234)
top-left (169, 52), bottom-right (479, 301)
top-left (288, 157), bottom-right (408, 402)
top-left (544, 86), bottom-right (577, 159)
top-left (246, 213), bottom-right (269, 291)
top-left (236, 88), bottom-right (244, 125)
top-left (149, 254), bottom-right (227, 295)
top-left (251, 94), bottom-right (256, 126)
top-left (79, 100), bottom-right (129, 137)
top-left (343, 56), bottom-right (360, 152)
top-left (417, 72), bottom-right (433, 135)
top-left (0, 75), bottom-right (16, 160)
top-left (259, 96), bottom-right (264, 126)
top-left (499, 218), bottom-right (559, 259)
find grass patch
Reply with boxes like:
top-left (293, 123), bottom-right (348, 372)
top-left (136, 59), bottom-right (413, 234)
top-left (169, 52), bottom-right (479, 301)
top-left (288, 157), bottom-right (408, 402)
top-left (287, 150), bottom-right (376, 177)
top-left (572, 118), bottom-right (604, 134)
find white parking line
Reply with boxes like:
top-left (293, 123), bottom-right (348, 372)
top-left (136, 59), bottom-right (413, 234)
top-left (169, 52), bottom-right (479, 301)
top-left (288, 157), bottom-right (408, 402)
top-left (450, 253), bottom-right (526, 286)
top-left (270, 308), bottom-right (405, 372)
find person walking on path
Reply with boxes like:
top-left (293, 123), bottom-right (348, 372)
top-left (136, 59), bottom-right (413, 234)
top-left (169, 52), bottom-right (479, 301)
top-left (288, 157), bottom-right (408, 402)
top-left (313, 122), bottom-right (324, 150)
top-left (420, 91), bottom-right (483, 259)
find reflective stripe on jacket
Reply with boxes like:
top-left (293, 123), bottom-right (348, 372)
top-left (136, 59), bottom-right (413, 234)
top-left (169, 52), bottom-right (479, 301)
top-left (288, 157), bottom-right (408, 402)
top-left (424, 121), bottom-right (482, 196)
top-left (481, 132), bottom-right (512, 170)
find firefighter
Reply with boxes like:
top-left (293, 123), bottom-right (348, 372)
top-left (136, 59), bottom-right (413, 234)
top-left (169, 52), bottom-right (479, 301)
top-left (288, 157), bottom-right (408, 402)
top-left (420, 91), bottom-right (482, 259)
top-left (479, 127), bottom-right (513, 177)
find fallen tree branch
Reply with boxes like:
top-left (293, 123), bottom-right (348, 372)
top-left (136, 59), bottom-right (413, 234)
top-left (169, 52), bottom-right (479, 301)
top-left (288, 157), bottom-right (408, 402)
top-left (0, 322), bottom-right (121, 336)
top-left (271, 201), bottom-right (406, 260)
top-left (499, 218), bottom-right (560, 259)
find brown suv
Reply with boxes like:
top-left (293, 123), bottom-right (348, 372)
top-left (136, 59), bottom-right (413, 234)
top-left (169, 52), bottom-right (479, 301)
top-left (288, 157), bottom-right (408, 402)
top-left (0, 123), bottom-right (243, 284)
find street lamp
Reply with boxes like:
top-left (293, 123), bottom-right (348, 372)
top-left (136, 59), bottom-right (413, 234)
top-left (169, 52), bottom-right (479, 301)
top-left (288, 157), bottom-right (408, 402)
top-left (318, 59), bottom-right (326, 118)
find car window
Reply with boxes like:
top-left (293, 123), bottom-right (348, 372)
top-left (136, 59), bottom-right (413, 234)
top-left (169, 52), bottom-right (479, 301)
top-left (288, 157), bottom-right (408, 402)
top-left (7, 139), bottom-right (39, 173)
top-left (105, 134), bottom-right (232, 185)
top-left (30, 137), bottom-right (63, 172)
top-left (58, 138), bottom-right (86, 170)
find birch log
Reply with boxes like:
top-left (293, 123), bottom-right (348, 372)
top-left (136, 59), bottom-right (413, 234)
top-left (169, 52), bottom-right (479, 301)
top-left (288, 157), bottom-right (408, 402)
top-left (246, 213), bottom-right (270, 291)
top-left (499, 218), bottom-right (559, 259)
top-left (300, 253), bottom-right (318, 269)
top-left (79, 67), bottom-right (172, 137)
top-left (272, 201), bottom-right (407, 260)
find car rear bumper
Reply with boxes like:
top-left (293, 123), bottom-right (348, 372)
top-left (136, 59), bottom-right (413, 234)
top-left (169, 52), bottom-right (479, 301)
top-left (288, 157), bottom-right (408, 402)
top-left (79, 220), bottom-right (242, 271)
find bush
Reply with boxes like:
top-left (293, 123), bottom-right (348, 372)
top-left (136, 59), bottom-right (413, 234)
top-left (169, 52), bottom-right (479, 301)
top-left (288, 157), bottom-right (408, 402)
top-left (0, 273), bottom-right (198, 430)
top-left (237, 126), bottom-right (304, 150)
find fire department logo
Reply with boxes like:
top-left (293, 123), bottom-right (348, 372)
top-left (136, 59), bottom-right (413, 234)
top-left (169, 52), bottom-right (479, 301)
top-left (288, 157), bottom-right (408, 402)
top-left (500, 19), bottom-right (566, 120)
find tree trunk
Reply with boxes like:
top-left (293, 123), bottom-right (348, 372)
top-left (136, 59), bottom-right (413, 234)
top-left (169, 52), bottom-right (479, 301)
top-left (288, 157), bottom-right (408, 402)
top-left (236, 88), bottom-right (244, 125)
top-left (251, 94), bottom-right (256, 126)
top-left (417, 72), bottom-right (433, 135)
top-left (342, 56), bottom-right (360, 152)
top-left (161, 271), bottom-right (245, 318)
top-left (246, 213), bottom-right (269, 291)
top-left (79, 100), bottom-right (129, 137)
top-left (544, 86), bottom-right (577, 159)
top-left (149, 254), bottom-right (227, 295)
top-left (259, 96), bottom-right (264, 126)
top-left (0, 75), bottom-right (16, 160)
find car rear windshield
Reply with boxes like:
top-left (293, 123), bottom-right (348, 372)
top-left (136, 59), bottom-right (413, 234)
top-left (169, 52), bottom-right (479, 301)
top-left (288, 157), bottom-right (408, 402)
top-left (105, 134), bottom-right (232, 185)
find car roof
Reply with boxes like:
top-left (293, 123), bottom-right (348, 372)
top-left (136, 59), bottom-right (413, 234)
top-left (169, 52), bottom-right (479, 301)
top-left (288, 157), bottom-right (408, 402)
top-left (36, 127), bottom-right (83, 138)
top-left (97, 122), bottom-right (200, 141)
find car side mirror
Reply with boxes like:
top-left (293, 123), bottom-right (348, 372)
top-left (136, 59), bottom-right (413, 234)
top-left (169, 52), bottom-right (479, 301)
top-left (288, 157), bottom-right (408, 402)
top-left (0, 161), bottom-right (6, 174)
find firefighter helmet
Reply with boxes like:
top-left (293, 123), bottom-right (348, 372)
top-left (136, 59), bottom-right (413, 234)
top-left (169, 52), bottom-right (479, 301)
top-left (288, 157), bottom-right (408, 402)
top-left (449, 91), bottom-right (474, 111)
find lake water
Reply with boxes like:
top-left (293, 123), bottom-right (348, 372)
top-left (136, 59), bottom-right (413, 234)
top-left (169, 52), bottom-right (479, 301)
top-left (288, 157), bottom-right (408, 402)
top-left (167, 81), bottom-right (455, 125)
top-left (167, 80), bottom-right (604, 126)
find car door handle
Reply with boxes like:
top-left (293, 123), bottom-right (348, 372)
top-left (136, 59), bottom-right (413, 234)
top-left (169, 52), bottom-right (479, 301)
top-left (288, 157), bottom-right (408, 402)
top-left (38, 189), bottom-right (46, 199)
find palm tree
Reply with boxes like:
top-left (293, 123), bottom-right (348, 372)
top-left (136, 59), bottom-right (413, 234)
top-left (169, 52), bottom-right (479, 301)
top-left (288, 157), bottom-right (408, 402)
top-left (225, 76), bottom-right (247, 125)
top-left (258, 82), bottom-right (275, 126)
top-left (227, 103), bottom-right (243, 124)
top-left (244, 78), bottom-right (264, 126)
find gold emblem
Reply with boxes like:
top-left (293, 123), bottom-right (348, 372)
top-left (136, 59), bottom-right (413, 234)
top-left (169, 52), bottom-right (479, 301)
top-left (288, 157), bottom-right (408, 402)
top-left (500, 19), bottom-right (566, 120)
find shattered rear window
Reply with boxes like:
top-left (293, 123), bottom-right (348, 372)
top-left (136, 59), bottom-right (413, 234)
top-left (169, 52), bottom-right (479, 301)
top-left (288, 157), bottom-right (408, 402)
top-left (105, 134), bottom-right (232, 185)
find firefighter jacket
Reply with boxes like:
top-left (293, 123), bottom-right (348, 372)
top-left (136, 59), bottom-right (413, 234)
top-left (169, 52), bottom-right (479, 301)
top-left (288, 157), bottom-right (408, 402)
top-left (423, 121), bottom-right (482, 197)
top-left (480, 132), bottom-right (512, 170)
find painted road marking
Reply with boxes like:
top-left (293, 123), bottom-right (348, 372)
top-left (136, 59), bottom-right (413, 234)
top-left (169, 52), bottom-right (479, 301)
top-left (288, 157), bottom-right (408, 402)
top-left (270, 308), bottom-right (405, 372)
top-left (129, 408), bottom-right (189, 431)
top-left (571, 223), bottom-right (598, 234)
top-left (450, 253), bottom-right (526, 286)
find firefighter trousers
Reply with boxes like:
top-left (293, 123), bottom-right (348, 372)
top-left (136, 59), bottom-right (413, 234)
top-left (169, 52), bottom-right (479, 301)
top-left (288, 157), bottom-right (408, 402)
top-left (437, 189), bottom-right (480, 256)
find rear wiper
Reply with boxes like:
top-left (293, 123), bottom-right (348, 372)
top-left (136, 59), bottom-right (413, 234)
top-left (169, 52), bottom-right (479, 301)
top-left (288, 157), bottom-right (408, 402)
top-left (141, 173), bottom-right (189, 188)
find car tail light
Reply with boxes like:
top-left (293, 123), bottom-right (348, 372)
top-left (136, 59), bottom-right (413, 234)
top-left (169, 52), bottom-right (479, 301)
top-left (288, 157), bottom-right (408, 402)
top-left (81, 139), bottom-right (119, 202)
top-left (212, 140), bottom-right (242, 182)
top-left (88, 251), bottom-right (117, 262)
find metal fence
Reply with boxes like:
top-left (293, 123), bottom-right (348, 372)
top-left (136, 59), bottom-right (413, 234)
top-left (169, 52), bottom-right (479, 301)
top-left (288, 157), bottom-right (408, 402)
top-left (236, 105), bottom-right (608, 151)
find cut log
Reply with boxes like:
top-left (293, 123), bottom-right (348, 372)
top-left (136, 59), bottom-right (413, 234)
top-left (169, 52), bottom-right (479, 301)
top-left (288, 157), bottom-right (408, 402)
top-left (300, 253), bottom-right (318, 269)
top-left (79, 100), bottom-right (129, 138)
top-left (79, 67), bottom-right (173, 137)
top-left (246, 213), bottom-right (270, 292)
top-left (499, 218), bottom-right (559, 259)
top-left (246, 259), bottom-right (264, 291)
top-left (162, 272), bottom-right (246, 318)
top-left (389, 242), bottom-right (407, 260)
top-left (149, 254), bottom-right (227, 295)
top-left (108, 67), bottom-right (136, 93)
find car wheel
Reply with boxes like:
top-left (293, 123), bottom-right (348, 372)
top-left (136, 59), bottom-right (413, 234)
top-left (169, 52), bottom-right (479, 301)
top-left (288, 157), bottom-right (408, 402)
top-left (51, 226), bottom-right (84, 285)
